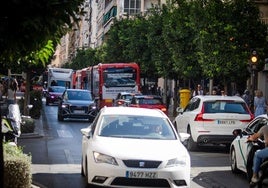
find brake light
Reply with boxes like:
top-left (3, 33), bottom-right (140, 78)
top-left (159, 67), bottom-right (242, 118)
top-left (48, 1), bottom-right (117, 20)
top-left (161, 107), bottom-right (167, 112)
top-left (194, 104), bottom-right (213, 122)
top-left (240, 113), bottom-right (254, 123)
top-left (117, 101), bottom-right (123, 105)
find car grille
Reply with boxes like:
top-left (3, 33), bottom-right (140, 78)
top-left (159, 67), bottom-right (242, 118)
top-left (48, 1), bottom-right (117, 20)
top-left (111, 177), bottom-right (170, 187)
top-left (123, 160), bottom-right (162, 168)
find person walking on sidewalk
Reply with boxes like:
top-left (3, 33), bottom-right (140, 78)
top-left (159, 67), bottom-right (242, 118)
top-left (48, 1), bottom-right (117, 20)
top-left (6, 79), bottom-right (17, 106)
top-left (254, 90), bottom-right (267, 117)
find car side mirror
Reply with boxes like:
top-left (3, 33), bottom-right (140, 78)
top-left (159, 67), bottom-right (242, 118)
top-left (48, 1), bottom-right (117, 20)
top-left (81, 127), bottom-right (92, 138)
top-left (176, 107), bottom-right (184, 113)
top-left (179, 133), bottom-right (190, 142)
top-left (232, 129), bottom-right (242, 138)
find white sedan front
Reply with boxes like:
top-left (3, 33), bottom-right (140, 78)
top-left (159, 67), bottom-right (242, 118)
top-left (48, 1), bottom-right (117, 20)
top-left (81, 107), bottom-right (191, 188)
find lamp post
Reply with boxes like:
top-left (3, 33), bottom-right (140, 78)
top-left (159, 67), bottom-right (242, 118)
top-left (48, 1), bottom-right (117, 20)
top-left (250, 50), bottom-right (258, 113)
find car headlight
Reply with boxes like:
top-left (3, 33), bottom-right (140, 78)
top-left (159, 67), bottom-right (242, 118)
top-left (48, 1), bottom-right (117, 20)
top-left (166, 156), bottom-right (187, 167)
top-left (93, 152), bottom-right (118, 166)
top-left (61, 104), bottom-right (69, 108)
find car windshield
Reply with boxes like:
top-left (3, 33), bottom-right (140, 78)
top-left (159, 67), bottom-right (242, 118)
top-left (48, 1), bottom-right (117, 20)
top-left (49, 87), bottom-right (65, 93)
top-left (67, 91), bottom-right (92, 100)
top-left (204, 101), bottom-right (248, 114)
top-left (98, 115), bottom-right (176, 140)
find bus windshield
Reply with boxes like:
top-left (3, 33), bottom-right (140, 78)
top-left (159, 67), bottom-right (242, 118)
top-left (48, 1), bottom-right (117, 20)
top-left (103, 67), bottom-right (137, 87)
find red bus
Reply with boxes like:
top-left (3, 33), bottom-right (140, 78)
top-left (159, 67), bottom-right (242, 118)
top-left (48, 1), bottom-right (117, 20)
top-left (75, 67), bottom-right (90, 89)
top-left (88, 63), bottom-right (140, 109)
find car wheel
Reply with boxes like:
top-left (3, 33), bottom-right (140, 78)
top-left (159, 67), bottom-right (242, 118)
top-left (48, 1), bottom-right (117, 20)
top-left (81, 157), bottom-right (85, 177)
top-left (231, 147), bottom-right (240, 173)
top-left (57, 113), bottom-right (64, 121)
top-left (187, 127), bottom-right (198, 151)
top-left (246, 147), bottom-right (256, 182)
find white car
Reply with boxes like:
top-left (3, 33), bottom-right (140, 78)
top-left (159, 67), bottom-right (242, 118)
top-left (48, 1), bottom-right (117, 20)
top-left (81, 106), bottom-right (191, 188)
top-left (230, 114), bottom-right (268, 182)
top-left (173, 95), bottom-right (254, 151)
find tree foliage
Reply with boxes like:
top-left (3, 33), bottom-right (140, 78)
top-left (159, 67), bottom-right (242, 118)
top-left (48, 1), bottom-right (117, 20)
top-left (0, 0), bottom-right (85, 67)
top-left (63, 48), bottom-right (100, 70)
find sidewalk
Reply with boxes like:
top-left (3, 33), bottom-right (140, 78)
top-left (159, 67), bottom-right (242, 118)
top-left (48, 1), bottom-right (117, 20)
top-left (20, 113), bottom-right (46, 188)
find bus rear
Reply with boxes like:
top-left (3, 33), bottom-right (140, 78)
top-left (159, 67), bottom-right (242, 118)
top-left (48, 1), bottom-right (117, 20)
top-left (91, 63), bottom-right (140, 109)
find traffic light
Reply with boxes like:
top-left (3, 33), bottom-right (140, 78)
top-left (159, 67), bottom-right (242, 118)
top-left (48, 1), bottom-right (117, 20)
top-left (251, 50), bottom-right (258, 64)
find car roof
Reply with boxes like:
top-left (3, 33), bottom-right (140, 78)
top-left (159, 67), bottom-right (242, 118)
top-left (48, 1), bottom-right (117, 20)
top-left (119, 92), bottom-right (141, 95)
top-left (133, 95), bottom-right (162, 99)
top-left (254, 114), bottom-right (268, 119)
top-left (194, 95), bottom-right (245, 102)
top-left (66, 89), bottom-right (90, 92)
top-left (50, 86), bottom-right (66, 88)
top-left (100, 106), bottom-right (167, 117)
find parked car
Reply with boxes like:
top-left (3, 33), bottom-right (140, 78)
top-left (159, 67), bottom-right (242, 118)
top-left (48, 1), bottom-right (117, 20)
top-left (173, 95), bottom-right (254, 151)
top-left (129, 95), bottom-right (168, 115)
top-left (45, 86), bottom-right (66, 105)
top-left (57, 89), bottom-right (97, 121)
top-left (230, 114), bottom-right (268, 182)
top-left (113, 92), bottom-right (141, 106)
top-left (81, 106), bottom-right (190, 188)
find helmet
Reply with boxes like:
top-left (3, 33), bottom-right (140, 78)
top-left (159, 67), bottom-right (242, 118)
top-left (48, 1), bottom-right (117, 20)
top-left (244, 89), bottom-right (249, 95)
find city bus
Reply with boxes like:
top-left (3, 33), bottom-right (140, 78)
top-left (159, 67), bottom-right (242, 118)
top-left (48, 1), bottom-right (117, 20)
top-left (75, 67), bottom-right (90, 89)
top-left (88, 63), bottom-right (140, 109)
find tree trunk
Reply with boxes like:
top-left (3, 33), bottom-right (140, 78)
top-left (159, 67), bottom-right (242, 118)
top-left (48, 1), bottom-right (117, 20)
top-left (23, 72), bottom-right (31, 116)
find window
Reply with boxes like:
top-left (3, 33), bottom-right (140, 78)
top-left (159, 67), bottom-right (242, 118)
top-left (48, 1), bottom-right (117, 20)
top-left (124, 0), bottom-right (141, 15)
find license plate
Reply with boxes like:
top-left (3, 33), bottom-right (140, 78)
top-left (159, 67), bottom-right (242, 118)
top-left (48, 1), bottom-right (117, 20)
top-left (126, 171), bottom-right (157, 179)
top-left (73, 110), bottom-right (84, 114)
top-left (217, 120), bottom-right (235, 125)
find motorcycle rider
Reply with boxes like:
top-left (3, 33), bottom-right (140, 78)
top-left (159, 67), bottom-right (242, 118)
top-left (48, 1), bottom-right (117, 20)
top-left (247, 123), bottom-right (268, 184)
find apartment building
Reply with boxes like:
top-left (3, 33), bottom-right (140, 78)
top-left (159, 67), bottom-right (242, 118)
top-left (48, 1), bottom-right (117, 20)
top-left (51, 0), bottom-right (164, 67)
top-left (51, 0), bottom-right (268, 68)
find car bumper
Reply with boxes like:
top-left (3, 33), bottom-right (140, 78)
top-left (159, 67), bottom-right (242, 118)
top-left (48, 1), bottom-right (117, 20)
top-left (60, 108), bottom-right (97, 120)
top-left (46, 98), bottom-right (60, 104)
top-left (86, 161), bottom-right (190, 188)
top-left (197, 135), bottom-right (236, 144)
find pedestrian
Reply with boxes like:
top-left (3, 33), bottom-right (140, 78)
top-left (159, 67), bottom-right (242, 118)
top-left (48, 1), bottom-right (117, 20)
top-left (242, 89), bottom-right (251, 107)
top-left (6, 79), bottom-right (17, 106)
top-left (254, 90), bottom-right (267, 117)
top-left (247, 120), bottom-right (268, 185)
top-left (221, 90), bottom-right (227, 96)
top-left (192, 84), bottom-right (203, 97)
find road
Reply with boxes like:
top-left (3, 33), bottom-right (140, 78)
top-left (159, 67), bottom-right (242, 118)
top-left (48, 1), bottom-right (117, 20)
top-left (18, 102), bottom-right (249, 188)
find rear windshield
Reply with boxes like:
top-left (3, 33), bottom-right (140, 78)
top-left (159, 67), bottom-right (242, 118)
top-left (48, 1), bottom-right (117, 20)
top-left (138, 98), bottom-right (163, 105)
top-left (203, 101), bottom-right (249, 114)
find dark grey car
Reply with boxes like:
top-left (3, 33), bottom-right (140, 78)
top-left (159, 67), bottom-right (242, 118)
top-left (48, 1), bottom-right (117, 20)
top-left (57, 89), bottom-right (97, 121)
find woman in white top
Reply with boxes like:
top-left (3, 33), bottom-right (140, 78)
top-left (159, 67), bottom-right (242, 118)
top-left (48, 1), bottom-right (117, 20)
top-left (7, 79), bottom-right (17, 106)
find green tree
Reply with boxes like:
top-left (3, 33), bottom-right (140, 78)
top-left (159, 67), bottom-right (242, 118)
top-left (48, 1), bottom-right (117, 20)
top-left (0, 1), bottom-right (85, 186)
top-left (63, 48), bottom-right (100, 70)
top-left (0, 0), bottom-right (85, 62)
top-left (194, 0), bottom-right (268, 92)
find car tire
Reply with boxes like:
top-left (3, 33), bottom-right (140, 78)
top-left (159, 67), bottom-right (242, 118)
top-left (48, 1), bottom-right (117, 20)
top-left (81, 157), bottom-right (85, 177)
top-left (57, 113), bottom-right (64, 121)
top-left (247, 147), bottom-right (256, 182)
top-left (187, 127), bottom-right (198, 151)
top-left (231, 147), bottom-right (240, 173)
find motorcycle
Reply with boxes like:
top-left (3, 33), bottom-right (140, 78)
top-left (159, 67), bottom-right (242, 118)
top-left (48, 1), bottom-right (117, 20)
top-left (248, 138), bottom-right (268, 188)
top-left (1, 104), bottom-right (22, 144)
